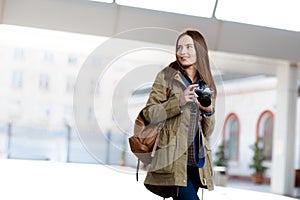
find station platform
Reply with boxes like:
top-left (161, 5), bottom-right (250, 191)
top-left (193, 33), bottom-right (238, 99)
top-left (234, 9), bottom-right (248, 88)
top-left (0, 159), bottom-right (298, 200)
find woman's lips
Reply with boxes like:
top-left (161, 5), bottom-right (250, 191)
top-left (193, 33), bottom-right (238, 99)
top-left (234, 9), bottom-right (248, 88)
top-left (180, 57), bottom-right (189, 61)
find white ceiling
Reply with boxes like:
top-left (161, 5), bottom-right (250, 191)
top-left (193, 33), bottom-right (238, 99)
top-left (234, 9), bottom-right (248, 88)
top-left (0, 0), bottom-right (299, 62)
top-left (0, 0), bottom-right (299, 81)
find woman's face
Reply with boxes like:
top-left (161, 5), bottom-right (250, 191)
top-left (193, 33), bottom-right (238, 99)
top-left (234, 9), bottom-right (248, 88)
top-left (176, 34), bottom-right (197, 68)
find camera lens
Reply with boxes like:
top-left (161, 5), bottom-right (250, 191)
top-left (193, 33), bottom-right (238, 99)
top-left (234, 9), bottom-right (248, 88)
top-left (198, 96), bottom-right (211, 107)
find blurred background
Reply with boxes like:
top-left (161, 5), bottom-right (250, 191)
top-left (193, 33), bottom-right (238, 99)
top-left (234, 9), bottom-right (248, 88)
top-left (0, 0), bottom-right (299, 198)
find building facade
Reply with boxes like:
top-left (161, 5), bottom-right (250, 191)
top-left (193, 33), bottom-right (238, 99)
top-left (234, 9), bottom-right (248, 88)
top-left (0, 29), bottom-right (299, 186)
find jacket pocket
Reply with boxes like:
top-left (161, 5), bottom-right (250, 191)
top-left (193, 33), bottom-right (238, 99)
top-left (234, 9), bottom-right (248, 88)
top-left (149, 136), bottom-right (176, 173)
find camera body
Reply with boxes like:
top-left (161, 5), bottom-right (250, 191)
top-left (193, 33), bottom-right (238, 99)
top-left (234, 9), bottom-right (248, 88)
top-left (193, 83), bottom-right (214, 107)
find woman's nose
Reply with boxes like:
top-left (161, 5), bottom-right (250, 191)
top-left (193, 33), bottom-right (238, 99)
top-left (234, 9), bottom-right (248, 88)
top-left (179, 47), bottom-right (187, 55)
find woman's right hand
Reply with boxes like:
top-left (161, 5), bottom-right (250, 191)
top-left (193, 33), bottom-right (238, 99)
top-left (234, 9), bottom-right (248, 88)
top-left (179, 84), bottom-right (199, 107)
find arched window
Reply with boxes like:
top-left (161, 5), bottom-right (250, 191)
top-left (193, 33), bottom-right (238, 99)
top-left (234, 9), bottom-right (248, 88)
top-left (223, 113), bottom-right (240, 161)
top-left (257, 110), bottom-right (274, 161)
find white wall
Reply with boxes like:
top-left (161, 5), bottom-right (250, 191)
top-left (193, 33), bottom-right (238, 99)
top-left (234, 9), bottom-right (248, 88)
top-left (219, 76), bottom-right (300, 179)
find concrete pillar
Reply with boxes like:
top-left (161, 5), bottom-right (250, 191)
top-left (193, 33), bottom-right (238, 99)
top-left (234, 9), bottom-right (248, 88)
top-left (271, 62), bottom-right (298, 196)
top-left (0, 0), bottom-right (4, 23)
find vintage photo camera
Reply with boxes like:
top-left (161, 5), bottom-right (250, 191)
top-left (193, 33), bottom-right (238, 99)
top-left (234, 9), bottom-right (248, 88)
top-left (194, 83), bottom-right (214, 107)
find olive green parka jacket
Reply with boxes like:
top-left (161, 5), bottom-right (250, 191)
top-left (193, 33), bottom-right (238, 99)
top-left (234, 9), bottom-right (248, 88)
top-left (142, 65), bottom-right (215, 191)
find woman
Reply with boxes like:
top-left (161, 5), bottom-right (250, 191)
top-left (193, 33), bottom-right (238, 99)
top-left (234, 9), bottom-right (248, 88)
top-left (142, 29), bottom-right (216, 200)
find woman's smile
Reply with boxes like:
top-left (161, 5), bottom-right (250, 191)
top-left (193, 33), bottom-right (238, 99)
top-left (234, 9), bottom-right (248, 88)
top-left (176, 35), bottom-right (197, 67)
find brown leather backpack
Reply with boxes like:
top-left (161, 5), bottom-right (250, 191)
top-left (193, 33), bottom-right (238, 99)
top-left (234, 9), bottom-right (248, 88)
top-left (129, 110), bottom-right (164, 165)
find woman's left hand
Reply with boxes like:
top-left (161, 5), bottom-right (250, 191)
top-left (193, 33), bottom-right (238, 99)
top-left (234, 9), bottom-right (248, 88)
top-left (196, 99), bottom-right (213, 113)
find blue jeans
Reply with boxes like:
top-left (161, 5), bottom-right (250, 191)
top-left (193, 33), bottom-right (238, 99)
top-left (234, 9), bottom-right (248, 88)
top-left (172, 166), bottom-right (206, 200)
top-left (144, 166), bottom-right (206, 199)
top-left (172, 179), bottom-right (200, 200)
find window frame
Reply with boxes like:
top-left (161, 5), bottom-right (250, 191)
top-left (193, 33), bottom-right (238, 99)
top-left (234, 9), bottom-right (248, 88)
top-left (256, 110), bottom-right (274, 161)
top-left (223, 113), bottom-right (240, 161)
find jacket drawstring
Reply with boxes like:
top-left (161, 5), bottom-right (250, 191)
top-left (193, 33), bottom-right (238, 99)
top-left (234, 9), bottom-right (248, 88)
top-left (136, 159), bottom-right (140, 181)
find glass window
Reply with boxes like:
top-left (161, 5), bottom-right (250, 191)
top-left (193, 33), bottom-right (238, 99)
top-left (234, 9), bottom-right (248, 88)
top-left (64, 105), bottom-right (74, 124)
top-left (13, 48), bottom-right (25, 60)
top-left (8, 100), bottom-right (22, 120)
top-left (216, 0), bottom-right (300, 32)
top-left (39, 74), bottom-right (49, 90)
top-left (66, 76), bottom-right (76, 93)
top-left (68, 55), bottom-right (78, 65)
top-left (88, 106), bottom-right (96, 122)
top-left (93, 0), bottom-right (299, 31)
top-left (257, 111), bottom-right (274, 160)
top-left (117, 0), bottom-right (217, 18)
top-left (11, 71), bottom-right (23, 88)
top-left (224, 113), bottom-right (239, 161)
top-left (43, 52), bottom-right (54, 63)
top-left (39, 105), bottom-right (51, 121)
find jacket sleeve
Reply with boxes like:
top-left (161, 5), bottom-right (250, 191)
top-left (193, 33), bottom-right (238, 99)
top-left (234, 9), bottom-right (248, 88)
top-left (202, 114), bottom-right (215, 138)
top-left (142, 70), bottom-right (181, 124)
top-left (201, 100), bottom-right (216, 138)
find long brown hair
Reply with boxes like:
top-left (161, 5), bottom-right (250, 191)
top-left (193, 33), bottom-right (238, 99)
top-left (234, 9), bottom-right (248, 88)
top-left (175, 29), bottom-right (217, 97)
